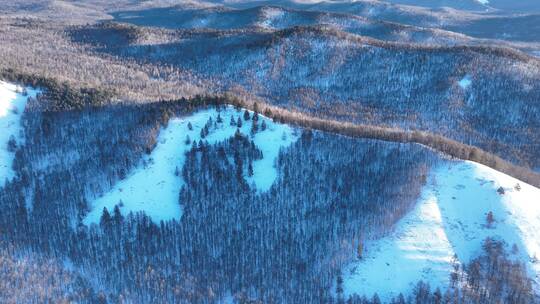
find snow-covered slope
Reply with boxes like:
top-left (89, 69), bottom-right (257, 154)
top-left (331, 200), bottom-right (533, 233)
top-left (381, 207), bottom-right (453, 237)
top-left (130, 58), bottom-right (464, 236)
top-left (343, 160), bottom-right (540, 301)
top-left (84, 106), bottom-right (298, 224)
top-left (0, 81), bottom-right (38, 187)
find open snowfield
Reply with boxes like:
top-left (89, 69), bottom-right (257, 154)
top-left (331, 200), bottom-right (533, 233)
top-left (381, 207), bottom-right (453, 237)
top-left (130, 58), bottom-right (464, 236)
top-left (343, 160), bottom-right (540, 301)
top-left (84, 106), bottom-right (298, 224)
top-left (0, 81), bottom-right (38, 187)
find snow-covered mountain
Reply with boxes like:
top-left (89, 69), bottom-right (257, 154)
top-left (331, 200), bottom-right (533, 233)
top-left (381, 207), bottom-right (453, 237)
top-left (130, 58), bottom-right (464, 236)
top-left (1, 0), bottom-right (540, 302)
top-left (111, 4), bottom-right (471, 42)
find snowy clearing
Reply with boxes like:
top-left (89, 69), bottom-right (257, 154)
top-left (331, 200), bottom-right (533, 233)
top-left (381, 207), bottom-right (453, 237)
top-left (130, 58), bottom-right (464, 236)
top-left (258, 7), bottom-right (286, 29)
top-left (343, 160), bottom-right (540, 301)
top-left (0, 81), bottom-right (38, 186)
top-left (458, 75), bottom-right (472, 89)
top-left (84, 106), bottom-right (298, 224)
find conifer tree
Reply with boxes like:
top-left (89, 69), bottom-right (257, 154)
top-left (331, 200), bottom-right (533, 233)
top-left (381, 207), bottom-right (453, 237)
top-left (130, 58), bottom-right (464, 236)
top-left (100, 208), bottom-right (112, 229)
top-left (251, 119), bottom-right (258, 135)
top-left (248, 161), bottom-right (254, 177)
top-left (113, 205), bottom-right (123, 224)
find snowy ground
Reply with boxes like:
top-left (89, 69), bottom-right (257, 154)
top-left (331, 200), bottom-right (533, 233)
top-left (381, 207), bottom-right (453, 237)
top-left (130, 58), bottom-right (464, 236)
top-left (258, 7), bottom-right (286, 29)
top-left (458, 75), bottom-right (472, 89)
top-left (0, 81), bottom-right (38, 187)
top-left (343, 160), bottom-right (540, 301)
top-left (84, 106), bottom-right (298, 224)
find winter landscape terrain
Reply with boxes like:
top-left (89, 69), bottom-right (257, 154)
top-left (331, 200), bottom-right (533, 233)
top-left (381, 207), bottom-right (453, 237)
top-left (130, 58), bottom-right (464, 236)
top-left (1, 0), bottom-right (539, 303)
top-left (85, 107), bottom-right (297, 224)
top-left (0, 81), bottom-right (38, 185)
top-left (343, 160), bottom-right (540, 301)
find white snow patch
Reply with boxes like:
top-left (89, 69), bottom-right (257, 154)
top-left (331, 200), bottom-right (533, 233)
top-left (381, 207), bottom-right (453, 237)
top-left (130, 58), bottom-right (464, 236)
top-left (258, 7), bottom-right (286, 29)
top-left (84, 106), bottom-right (298, 225)
top-left (458, 75), bottom-right (472, 89)
top-left (343, 179), bottom-right (456, 301)
top-left (344, 160), bottom-right (540, 300)
top-left (0, 81), bottom-right (38, 186)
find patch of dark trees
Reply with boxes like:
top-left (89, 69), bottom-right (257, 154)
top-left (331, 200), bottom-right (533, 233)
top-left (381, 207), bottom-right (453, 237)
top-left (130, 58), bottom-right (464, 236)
top-left (68, 21), bottom-right (150, 49)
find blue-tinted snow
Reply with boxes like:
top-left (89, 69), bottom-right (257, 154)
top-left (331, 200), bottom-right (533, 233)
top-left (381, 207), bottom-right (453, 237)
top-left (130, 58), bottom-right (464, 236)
top-left (343, 160), bottom-right (540, 301)
top-left (84, 106), bottom-right (298, 224)
top-left (458, 75), bottom-right (472, 89)
top-left (0, 81), bottom-right (38, 186)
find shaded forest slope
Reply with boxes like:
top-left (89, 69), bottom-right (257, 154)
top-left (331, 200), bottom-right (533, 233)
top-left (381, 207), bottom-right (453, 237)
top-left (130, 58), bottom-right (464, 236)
top-left (69, 23), bottom-right (540, 172)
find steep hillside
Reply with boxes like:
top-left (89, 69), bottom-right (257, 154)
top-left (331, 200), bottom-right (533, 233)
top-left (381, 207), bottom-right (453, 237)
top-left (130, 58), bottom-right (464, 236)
top-left (343, 160), bottom-right (540, 301)
top-left (1, 1), bottom-right (539, 303)
top-left (0, 69), bottom-right (539, 303)
top-left (0, 80), bottom-right (438, 301)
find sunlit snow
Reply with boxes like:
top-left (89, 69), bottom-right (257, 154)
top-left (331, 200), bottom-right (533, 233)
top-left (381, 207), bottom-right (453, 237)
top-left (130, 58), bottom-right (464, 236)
top-left (458, 75), bottom-right (472, 89)
top-left (0, 81), bottom-right (38, 186)
top-left (344, 160), bottom-right (540, 301)
top-left (84, 106), bottom-right (298, 224)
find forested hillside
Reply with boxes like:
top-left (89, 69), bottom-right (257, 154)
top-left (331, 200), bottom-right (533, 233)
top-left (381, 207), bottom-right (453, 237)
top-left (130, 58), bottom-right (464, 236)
top-left (0, 77), bottom-right (537, 302)
top-left (69, 22), bottom-right (540, 172)
top-left (0, 78), bottom-right (437, 302)
top-left (1, 0), bottom-right (539, 303)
